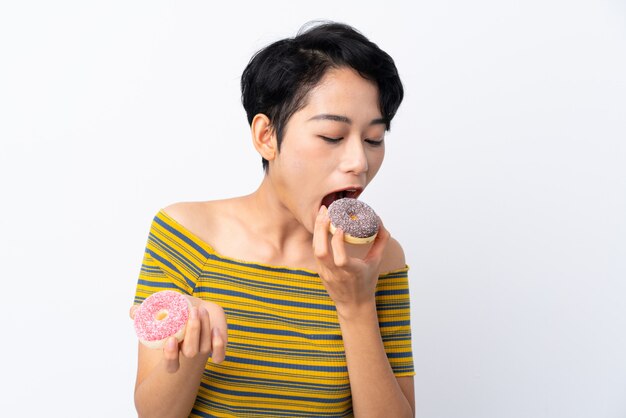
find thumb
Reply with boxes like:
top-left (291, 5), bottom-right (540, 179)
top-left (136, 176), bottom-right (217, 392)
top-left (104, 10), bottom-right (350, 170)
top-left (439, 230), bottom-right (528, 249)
top-left (129, 304), bottom-right (139, 320)
top-left (364, 217), bottom-right (390, 263)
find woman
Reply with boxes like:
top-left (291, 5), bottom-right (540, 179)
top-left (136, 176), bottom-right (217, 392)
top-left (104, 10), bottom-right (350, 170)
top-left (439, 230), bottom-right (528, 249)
top-left (131, 21), bottom-right (415, 417)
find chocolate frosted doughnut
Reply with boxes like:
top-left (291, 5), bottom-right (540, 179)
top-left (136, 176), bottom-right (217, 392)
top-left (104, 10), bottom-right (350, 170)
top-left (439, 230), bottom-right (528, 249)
top-left (327, 198), bottom-right (379, 244)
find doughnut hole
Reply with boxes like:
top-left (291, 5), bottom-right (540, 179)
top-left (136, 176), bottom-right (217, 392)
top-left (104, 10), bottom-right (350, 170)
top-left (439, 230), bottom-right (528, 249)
top-left (327, 198), bottom-right (379, 244)
top-left (155, 310), bottom-right (169, 321)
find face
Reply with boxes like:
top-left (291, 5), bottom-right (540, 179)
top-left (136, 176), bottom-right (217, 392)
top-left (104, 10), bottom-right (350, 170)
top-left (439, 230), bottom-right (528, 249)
top-left (268, 67), bottom-right (387, 234)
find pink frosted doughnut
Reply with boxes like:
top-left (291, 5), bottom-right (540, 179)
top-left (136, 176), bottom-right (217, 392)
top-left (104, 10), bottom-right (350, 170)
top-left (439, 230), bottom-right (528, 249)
top-left (134, 290), bottom-right (191, 349)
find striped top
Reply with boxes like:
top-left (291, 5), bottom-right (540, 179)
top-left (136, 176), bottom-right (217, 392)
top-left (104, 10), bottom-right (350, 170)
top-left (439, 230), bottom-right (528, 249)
top-left (134, 210), bottom-right (415, 417)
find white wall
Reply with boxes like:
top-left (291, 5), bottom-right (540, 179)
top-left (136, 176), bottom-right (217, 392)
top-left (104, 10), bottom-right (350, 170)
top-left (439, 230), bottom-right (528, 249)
top-left (1, 1), bottom-right (624, 416)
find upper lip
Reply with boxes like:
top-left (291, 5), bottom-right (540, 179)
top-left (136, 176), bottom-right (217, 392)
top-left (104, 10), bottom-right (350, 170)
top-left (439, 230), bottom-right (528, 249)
top-left (346, 186), bottom-right (363, 194)
top-left (330, 186), bottom-right (363, 196)
top-left (321, 186), bottom-right (364, 207)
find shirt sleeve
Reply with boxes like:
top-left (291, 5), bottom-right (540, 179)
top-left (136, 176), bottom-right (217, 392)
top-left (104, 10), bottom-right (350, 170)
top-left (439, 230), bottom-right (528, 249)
top-left (133, 212), bottom-right (198, 304)
top-left (376, 265), bottom-right (416, 377)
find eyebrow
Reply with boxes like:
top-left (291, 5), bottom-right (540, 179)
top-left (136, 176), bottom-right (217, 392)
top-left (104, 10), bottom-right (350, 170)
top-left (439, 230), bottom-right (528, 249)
top-left (307, 114), bottom-right (387, 126)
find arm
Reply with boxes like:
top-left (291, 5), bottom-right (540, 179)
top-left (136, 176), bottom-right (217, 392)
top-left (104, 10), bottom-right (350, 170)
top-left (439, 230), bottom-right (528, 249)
top-left (336, 298), bottom-right (415, 417)
top-left (131, 298), bottom-right (228, 418)
top-left (131, 208), bottom-right (228, 417)
top-left (313, 207), bottom-right (415, 417)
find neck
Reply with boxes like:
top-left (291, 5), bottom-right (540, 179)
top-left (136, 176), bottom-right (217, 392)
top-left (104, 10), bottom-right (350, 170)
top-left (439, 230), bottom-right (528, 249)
top-left (241, 175), bottom-right (313, 254)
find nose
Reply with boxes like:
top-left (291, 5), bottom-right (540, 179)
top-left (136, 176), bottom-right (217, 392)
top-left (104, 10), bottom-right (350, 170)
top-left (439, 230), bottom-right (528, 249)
top-left (339, 137), bottom-right (369, 175)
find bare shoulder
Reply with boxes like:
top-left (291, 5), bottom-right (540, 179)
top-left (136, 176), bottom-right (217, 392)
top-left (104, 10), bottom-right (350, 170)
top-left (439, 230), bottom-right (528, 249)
top-left (161, 198), bottom-right (246, 248)
top-left (162, 201), bottom-right (210, 226)
top-left (161, 201), bottom-right (225, 239)
top-left (378, 235), bottom-right (407, 275)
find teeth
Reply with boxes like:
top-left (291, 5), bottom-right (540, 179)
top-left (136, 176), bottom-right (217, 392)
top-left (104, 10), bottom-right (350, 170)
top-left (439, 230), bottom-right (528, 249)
top-left (327, 189), bottom-right (358, 204)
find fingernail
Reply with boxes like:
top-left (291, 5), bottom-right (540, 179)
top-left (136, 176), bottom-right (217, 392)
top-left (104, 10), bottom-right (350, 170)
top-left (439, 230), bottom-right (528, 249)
top-left (318, 206), bottom-right (325, 215)
top-left (190, 306), bottom-right (197, 319)
top-left (167, 337), bottom-right (177, 349)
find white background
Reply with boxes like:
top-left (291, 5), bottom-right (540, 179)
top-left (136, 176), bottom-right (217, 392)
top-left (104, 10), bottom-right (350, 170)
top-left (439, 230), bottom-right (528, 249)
top-left (1, 1), bottom-right (625, 417)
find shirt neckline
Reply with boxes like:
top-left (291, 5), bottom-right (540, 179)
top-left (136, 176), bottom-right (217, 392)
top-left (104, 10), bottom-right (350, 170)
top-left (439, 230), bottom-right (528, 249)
top-left (157, 209), bottom-right (409, 277)
top-left (158, 209), bottom-right (323, 276)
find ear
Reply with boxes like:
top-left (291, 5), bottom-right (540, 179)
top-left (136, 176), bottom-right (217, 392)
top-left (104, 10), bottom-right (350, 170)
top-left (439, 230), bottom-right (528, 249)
top-left (251, 114), bottom-right (277, 162)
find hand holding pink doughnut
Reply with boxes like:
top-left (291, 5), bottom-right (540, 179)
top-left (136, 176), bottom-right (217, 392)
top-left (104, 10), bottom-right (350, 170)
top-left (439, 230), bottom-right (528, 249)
top-left (133, 290), bottom-right (192, 349)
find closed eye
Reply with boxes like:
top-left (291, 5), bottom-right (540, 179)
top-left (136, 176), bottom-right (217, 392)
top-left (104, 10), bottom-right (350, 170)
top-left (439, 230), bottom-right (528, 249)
top-left (319, 136), bottom-right (343, 143)
top-left (365, 139), bottom-right (384, 146)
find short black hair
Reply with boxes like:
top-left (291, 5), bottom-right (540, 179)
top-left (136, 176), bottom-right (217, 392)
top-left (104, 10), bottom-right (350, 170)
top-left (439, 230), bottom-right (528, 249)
top-left (241, 21), bottom-right (404, 172)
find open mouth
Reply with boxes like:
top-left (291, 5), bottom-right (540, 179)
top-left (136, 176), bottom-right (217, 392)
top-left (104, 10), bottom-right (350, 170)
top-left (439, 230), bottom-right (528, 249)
top-left (321, 188), bottom-right (362, 209)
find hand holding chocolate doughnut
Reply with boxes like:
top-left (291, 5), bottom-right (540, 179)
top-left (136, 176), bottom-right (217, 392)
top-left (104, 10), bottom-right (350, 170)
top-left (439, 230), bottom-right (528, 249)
top-left (327, 198), bottom-right (379, 244)
top-left (313, 202), bottom-right (390, 317)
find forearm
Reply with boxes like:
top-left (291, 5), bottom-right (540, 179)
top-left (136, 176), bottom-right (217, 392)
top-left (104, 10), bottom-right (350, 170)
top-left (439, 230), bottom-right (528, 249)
top-left (338, 301), bottom-right (414, 418)
top-left (135, 354), bottom-right (208, 418)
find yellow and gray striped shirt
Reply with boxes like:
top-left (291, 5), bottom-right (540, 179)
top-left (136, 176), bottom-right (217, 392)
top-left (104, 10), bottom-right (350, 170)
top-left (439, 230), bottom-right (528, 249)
top-left (134, 210), bottom-right (414, 417)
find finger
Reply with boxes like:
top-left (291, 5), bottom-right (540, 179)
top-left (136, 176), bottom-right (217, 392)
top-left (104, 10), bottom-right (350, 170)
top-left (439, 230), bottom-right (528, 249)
top-left (198, 306), bottom-right (212, 355)
top-left (313, 206), bottom-right (331, 262)
top-left (205, 304), bottom-right (228, 364)
top-left (181, 307), bottom-right (200, 358)
top-left (331, 227), bottom-right (349, 267)
top-left (163, 337), bottom-right (180, 373)
top-left (211, 327), bottom-right (226, 364)
top-left (365, 217), bottom-right (390, 263)
top-left (129, 304), bottom-right (139, 320)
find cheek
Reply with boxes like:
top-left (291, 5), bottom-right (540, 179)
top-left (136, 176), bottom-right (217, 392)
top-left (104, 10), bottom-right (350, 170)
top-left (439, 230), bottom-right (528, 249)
top-left (367, 148), bottom-right (385, 178)
top-left (282, 138), bottom-right (336, 173)
top-left (278, 150), bottom-right (321, 190)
